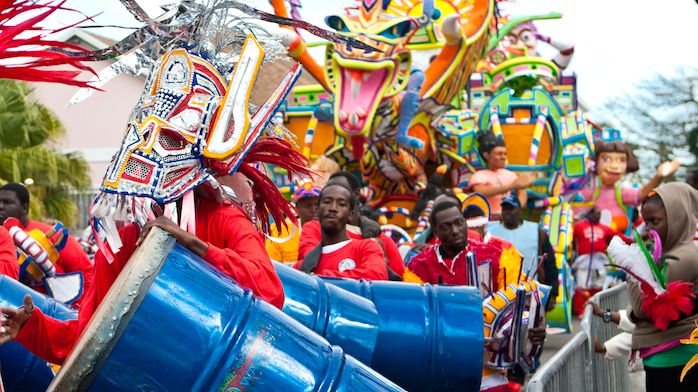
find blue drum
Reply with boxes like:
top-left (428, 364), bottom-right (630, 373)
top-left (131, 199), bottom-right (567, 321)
top-left (47, 229), bottom-right (404, 391)
top-left (322, 278), bottom-right (485, 392)
top-left (273, 262), bottom-right (379, 364)
top-left (0, 275), bottom-right (76, 392)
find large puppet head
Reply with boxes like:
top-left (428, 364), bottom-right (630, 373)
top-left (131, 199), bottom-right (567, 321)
top-left (323, 0), bottom-right (419, 138)
top-left (98, 35), bottom-right (301, 202)
top-left (593, 140), bottom-right (639, 187)
top-left (91, 35), bottom-right (308, 254)
top-left (505, 21), bottom-right (539, 55)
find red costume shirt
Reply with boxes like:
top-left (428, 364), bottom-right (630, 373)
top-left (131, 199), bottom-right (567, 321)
top-left (15, 199), bottom-right (284, 365)
top-left (572, 220), bottom-right (629, 256)
top-left (405, 241), bottom-right (502, 286)
top-left (294, 239), bottom-right (389, 280)
top-left (0, 226), bottom-right (18, 279)
top-left (298, 220), bottom-right (404, 277)
top-left (24, 220), bottom-right (94, 304)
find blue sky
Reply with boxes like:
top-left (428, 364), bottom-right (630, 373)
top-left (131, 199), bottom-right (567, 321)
top-left (56, 0), bottom-right (698, 114)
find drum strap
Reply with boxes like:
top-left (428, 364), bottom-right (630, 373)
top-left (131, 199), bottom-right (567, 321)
top-left (299, 244), bottom-right (323, 273)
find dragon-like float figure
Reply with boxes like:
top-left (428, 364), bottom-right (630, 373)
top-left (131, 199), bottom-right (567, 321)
top-left (272, 0), bottom-right (494, 225)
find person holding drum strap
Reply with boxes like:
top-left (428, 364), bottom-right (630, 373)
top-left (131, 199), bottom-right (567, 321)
top-left (0, 180), bottom-right (287, 365)
top-left (0, 39), bottom-right (312, 365)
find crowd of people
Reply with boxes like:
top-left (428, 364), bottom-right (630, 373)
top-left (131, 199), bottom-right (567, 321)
top-left (0, 158), bottom-right (696, 391)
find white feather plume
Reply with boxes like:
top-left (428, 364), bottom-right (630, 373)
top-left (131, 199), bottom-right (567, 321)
top-left (606, 236), bottom-right (664, 293)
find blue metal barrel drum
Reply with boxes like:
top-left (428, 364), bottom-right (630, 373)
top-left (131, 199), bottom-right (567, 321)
top-left (46, 229), bottom-right (403, 391)
top-left (273, 262), bottom-right (379, 365)
top-left (0, 276), bottom-right (77, 391)
top-left (322, 277), bottom-right (485, 392)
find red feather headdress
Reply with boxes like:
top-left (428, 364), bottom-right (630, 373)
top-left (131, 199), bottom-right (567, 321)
top-left (0, 0), bottom-right (96, 87)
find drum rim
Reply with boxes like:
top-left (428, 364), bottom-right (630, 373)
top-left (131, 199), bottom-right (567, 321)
top-left (47, 228), bottom-right (175, 391)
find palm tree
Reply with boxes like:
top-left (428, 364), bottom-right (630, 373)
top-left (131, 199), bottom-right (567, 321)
top-left (0, 79), bottom-right (90, 227)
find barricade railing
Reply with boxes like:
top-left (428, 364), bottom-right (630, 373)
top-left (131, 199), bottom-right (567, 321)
top-left (526, 331), bottom-right (591, 392)
top-left (584, 283), bottom-right (631, 392)
top-left (527, 283), bottom-right (630, 392)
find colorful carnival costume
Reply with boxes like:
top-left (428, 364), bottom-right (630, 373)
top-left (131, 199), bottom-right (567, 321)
top-left (0, 0), bottom-right (382, 367)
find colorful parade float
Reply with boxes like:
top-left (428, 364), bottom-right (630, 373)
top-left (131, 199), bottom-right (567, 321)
top-left (271, 0), bottom-right (589, 333)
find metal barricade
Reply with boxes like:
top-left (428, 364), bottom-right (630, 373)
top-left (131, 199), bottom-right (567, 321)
top-left (583, 283), bottom-right (631, 392)
top-left (527, 283), bottom-right (630, 392)
top-left (527, 332), bottom-right (591, 392)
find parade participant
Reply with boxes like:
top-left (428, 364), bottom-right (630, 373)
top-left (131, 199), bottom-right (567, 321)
top-left (470, 133), bottom-right (533, 218)
top-left (298, 173), bottom-right (405, 278)
top-left (0, 30), bottom-right (313, 364)
top-left (625, 183), bottom-right (698, 390)
top-left (461, 192), bottom-right (491, 239)
top-left (0, 183), bottom-right (93, 303)
top-left (407, 191), bottom-right (484, 264)
top-left (487, 193), bottom-right (557, 287)
top-left (573, 139), bottom-right (679, 234)
top-left (571, 208), bottom-right (631, 314)
top-left (266, 181), bottom-right (321, 265)
top-left (0, 180), bottom-right (289, 365)
top-left (0, 226), bottom-right (18, 279)
top-left (403, 201), bottom-right (502, 285)
top-left (295, 184), bottom-right (388, 280)
top-left (402, 201), bottom-right (547, 392)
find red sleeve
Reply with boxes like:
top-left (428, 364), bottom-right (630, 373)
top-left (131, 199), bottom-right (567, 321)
top-left (316, 240), bottom-right (389, 281)
top-left (14, 225), bottom-right (139, 364)
top-left (378, 234), bottom-right (404, 277)
top-left (14, 308), bottom-right (80, 365)
top-left (0, 227), bottom-right (18, 280)
top-left (54, 235), bottom-right (94, 306)
top-left (404, 249), bottom-right (436, 284)
top-left (298, 220), bottom-right (321, 261)
top-left (202, 214), bottom-right (284, 309)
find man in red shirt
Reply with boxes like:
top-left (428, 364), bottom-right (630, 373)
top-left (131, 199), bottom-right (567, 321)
top-left (0, 183), bottom-right (93, 303)
top-left (571, 207), bottom-right (631, 314)
top-left (295, 184), bottom-right (388, 280)
top-left (404, 201), bottom-right (502, 285)
top-left (572, 208), bottom-right (631, 286)
top-left (299, 172), bottom-right (404, 278)
top-left (0, 226), bottom-right (18, 279)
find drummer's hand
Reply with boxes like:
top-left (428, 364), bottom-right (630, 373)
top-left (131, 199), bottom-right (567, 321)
top-left (137, 216), bottom-right (208, 257)
top-left (0, 295), bottom-right (34, 344)
top-left (528, 325), bottom-right (546, 346)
